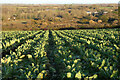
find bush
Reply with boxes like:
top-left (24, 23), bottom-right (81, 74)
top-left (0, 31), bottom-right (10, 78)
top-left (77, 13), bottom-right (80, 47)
top-left (21, 21), bottom-right (27, 24)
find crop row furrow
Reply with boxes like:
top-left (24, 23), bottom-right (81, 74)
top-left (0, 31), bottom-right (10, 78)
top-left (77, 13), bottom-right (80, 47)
top-left (2, 31), bottom-right (50, 79)
top-left (54, 31), bottom-right (118, 79)
top-left (2, 31), bottom-right (43, 57)
top-left (59, 31), bottom-right (119, 54)
top-left (2, 31), bottom-right (34, 42)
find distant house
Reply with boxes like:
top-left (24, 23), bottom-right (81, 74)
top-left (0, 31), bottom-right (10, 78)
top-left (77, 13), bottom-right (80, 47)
top-left (13, 17), bottom-right (16, 21)
top-left (103, 12), bottom-right (108, 14)
top-left (94, 11), bottom-right (99, 14)
top-left (8, 17), bottom-right (16, 21)
top-left (8, 18), bottom-right (11, 21)
top-left (86, 11), bottom-right (92, 14)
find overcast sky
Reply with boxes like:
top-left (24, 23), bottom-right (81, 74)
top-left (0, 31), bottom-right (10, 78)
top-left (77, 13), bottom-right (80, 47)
top-left (0, 0), bottom-right (120, 4)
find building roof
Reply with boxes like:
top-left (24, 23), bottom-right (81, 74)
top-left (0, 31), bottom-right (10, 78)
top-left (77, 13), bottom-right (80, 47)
top-left (94, 11), bottom-right (99, 14)
top-left (103, 12), bottom-right (108, 13)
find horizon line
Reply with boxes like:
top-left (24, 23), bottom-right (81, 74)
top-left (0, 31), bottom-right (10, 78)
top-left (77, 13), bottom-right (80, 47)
top-left (0, 3), bottom-right (119, 5)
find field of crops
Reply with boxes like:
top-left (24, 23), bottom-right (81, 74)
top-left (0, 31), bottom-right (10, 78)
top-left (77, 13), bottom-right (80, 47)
top-left (1, 29), bottom-right (120, 79)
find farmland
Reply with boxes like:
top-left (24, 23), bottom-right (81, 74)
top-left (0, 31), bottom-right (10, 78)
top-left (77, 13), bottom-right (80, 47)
top-left (1, 28), bottom-right (120, 79)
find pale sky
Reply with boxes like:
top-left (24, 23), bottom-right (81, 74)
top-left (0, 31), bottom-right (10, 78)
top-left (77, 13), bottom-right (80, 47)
top-left (0, 0), bottom-right (120, 4)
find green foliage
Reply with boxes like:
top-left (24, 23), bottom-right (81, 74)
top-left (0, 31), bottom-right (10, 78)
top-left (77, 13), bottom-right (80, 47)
top-left (2, 29), bottom-right (120, 79)
top-left (99, 15), bottom-right (109, 22)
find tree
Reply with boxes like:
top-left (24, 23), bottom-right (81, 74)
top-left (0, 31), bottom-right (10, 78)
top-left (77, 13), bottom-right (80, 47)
top-left (99, 15), bottom-right (109, 23)
top-left (108, 18), bottom-right (116, 23)
top-left (27, 15), bottom-right (30, 19)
